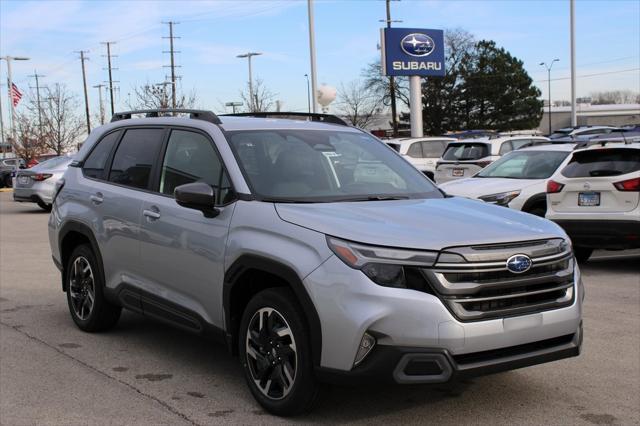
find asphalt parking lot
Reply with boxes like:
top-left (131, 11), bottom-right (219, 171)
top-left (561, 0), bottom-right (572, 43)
top-left (1, 191), bottom-right (639, 425)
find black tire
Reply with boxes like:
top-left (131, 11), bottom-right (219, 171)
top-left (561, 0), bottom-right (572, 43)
top-left (37, 200), bottom-right (52, 212)
top-left (3, 174), bottom-right (12, 188)
top-left (65, 244), bottom-right (121, 332)
top-left (574, 247), bottom-right (593, 263)
top-left (239, 288), bottom-right (320, 416)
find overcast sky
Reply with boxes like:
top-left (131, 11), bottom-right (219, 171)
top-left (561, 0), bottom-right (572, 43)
top-left (1, 0), bottom-right (639, 119)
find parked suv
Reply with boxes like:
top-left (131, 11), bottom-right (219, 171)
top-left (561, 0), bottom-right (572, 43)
top-left (385, 137), bottom-right (456, 180)
top-left (49, 110), bottom-right (583, 416)
top-left (546, 141), bottom-right (640, 262)
top-left (434, 135), bottom-right (549, 183)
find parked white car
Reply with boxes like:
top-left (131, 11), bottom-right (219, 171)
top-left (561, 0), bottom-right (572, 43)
top-left (434, 135), bottom-right (550, 183)
top-left (385, 137), bottom-right (456, 180)
top-left (440, 144), bottom-right (575, 216)
top-left (546, 141), bottom-right (640, 262)
top-left (548, 126), bottom-right (619, 140)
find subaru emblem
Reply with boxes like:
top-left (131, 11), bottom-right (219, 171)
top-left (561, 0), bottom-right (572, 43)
top-left (506, 254), bottom-right (532, 274)
top-left (400, 33), bottom-right (436, 57)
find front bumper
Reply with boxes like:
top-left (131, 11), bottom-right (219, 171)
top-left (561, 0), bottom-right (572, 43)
top-left (553, 219), bottom-right (640, 249)
top-left (317, 325), bottom-right (582, 385)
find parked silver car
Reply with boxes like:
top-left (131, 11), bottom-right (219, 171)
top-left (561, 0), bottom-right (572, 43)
top-left (14, 156), bottom-right (73, 211)
top-left (49, 109), bottom-right (583, 416)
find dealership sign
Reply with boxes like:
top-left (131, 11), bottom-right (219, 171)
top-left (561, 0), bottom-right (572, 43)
top-left (381, 28), bottom-right (445, 77)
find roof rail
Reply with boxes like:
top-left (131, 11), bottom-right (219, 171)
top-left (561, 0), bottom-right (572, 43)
top-left (573, 136), bottom-right (639, 150)
top-left (111, 109), bottom-right (222, 124)
top-left (221, 112), bottom-right (350, 126)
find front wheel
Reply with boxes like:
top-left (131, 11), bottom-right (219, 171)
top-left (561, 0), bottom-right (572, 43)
top-left (239, 288), bottom-right (319, 416)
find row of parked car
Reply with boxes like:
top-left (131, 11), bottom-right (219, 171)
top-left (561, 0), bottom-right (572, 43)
top-left (386, 125), bottom-right (640, 262)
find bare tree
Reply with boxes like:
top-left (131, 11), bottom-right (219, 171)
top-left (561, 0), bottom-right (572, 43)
top-left (335, 80), bottom-right (382, 128)
top-left (240, 79), bottom-right (277, 112)
top-left (10, 113), bottom-right (48, 164)
top-left (41, 84), bottom-right (85, 155)
top-left (127, 80), bottom-right (197, 110)
top-left (590, 90), bottom-right (640, 105)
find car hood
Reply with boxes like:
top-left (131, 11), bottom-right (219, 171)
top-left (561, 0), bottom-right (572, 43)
top-left (439, 177), bottom-right (541, 198)
top-left (275, 197), bottom-right (564, 251)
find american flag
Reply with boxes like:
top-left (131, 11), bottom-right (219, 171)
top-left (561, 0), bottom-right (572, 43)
top-left (11, 83), bottom-right (23, 107)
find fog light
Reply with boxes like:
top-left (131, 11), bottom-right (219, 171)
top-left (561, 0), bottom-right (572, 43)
top-left (354, 332), bottom-right (376, 366)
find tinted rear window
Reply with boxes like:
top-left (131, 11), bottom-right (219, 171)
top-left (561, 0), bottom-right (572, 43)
top-left (422, 141), bottom-right (447, 157)
top-left (561, 148), bottom-right (640, 178)
top-left (108, 128), bottom-right (165, 189)
top-left (83, 131), bottom-right (120, 179)
top-left (442, 143), bottom-right (489, 161)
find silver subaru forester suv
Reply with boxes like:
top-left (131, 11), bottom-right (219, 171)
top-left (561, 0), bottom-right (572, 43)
top-left (49, 109), bottom-right (583, 416)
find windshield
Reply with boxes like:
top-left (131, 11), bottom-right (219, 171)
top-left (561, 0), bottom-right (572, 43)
top-left (476, 150), bottom-right (570, 179)
top-left (442, 143), bottom-right (489, 161)
top-left (227, 130), bottom-right (443, 202)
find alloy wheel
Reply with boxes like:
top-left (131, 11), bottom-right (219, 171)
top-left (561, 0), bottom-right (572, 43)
top-left (68, 256), bottom-right (95, 320)
top-left (245, 307), bottom-right (298, 400)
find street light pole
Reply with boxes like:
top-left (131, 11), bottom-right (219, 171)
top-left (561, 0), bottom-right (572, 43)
top-left (237, 52), bottom-right (262, 112)
top-left (304, 74), bottom-right (311, 113)
top-left (540, 59), bottom-right (559, 134)
top-left (1, 56), bottom-right (30, 143)
top-left (307, 0), bottom-right (318, 113)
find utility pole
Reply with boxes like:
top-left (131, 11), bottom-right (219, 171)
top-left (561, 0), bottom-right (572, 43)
top-left (28, 70), bottom-right (45, 136)
top-left (304, 74), bottom-right (311, 113)
top-left (101, 42), bottom-right (117, 116)
top-left (307, 0), bottom-right (318, 113)
top-left (383, 0), bottom-right (401, 137)
top-left (76, 50), bottom-right (91, 134)
top-left (163, 21), bottom-right (180, 109)
top-left (155, 82), bottom-right (172, 109)
top-left (0, 83), bottom-right (5, 153)
top-left (570, 0), bottom-right (577, 126)
top-left (93, 84), bottom-right (106, 125)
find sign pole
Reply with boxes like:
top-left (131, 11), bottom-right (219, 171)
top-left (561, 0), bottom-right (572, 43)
top-left (409, 76), bottom-right (423, 137)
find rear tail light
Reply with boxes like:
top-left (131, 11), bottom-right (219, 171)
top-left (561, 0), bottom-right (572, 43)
top-left (613, 177), bottom-right (640, 191)
top-left (32, 173), bottom-right (53, 181)
top-left (547, 180), bottom-right (565, 193)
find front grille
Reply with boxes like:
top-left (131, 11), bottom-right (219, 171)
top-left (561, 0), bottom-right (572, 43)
top-left (423, 239), bottom-right (575, 322)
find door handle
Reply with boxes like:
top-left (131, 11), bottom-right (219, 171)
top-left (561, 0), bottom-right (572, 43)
top-left (143, 208), bottom-right (161, 220)
top-left (90, 193), bottom-right (103, 205)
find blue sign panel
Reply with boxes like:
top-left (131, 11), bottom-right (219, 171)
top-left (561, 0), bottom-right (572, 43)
top-left (381, 28), bottom-right (445, 77)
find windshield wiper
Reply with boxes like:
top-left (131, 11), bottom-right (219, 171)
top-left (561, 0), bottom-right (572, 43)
top-left (339, 195), bottom-right (411, 202)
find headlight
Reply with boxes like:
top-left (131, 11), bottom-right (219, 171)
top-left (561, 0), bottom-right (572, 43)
top-left (326, 237), bottom-right (437, 288)
top-left (478, 190), bottom-right (521, 206)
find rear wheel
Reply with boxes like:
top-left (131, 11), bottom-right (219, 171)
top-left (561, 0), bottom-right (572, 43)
top-left (574, 247), bottom-right (593, 263)
top-left (3, 175), bottom-right (12, 188)
top-left (239, 288), bottom-right (319, 416)
top-left (65, 244), bottom-right (121, 332)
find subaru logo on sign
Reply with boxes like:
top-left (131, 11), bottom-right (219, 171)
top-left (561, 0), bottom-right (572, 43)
top-left (400, 33), bottom-right (435, 57)
top-left (506, 254), bottom-right (532, 274)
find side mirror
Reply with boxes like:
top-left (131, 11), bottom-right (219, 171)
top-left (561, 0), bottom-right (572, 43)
top-left (174, 182), bottom-right (219, 218)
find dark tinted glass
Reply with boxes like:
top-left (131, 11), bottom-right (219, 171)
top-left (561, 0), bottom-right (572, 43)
top-left (108, 128), bottom-right (164, 189)
top-left (83, 131), bottom-right (120, 179)
top-left (561, 148), bottom-right (640, 177)
top-left (478, 150), bottom-right (569, 179)
top-left (442, 143), bottom-right (489, 161)
top-left (160, 130), bottom-right (233, 204)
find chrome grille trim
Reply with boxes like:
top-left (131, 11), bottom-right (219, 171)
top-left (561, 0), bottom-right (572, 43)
top-left (425, 239), bottom-right (575, 322)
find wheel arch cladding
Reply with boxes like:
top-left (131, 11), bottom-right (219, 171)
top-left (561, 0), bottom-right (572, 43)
top-left (224, 254), bottom-right (323, 367)
top-left (522, 192), bottom-right (547, 213)
top-left (59, 222), bottom-right (104, 292)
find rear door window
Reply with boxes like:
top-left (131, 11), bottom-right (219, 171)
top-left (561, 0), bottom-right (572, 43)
top-left (421, 141), bottom-right (447, 157)
top-left (561, 148), bottom-right (640, 177)
top-left (442, 143), bottom-right (489, 161)
top-left (83, 131), bottom-right (121, 179)
top-left (108, 128), bottom-right (165, 189)
top-left (406, 142), bottom-right (423, 158)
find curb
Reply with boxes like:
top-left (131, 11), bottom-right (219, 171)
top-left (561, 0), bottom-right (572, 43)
top-left (0, 188), bottom-right (13, 192)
